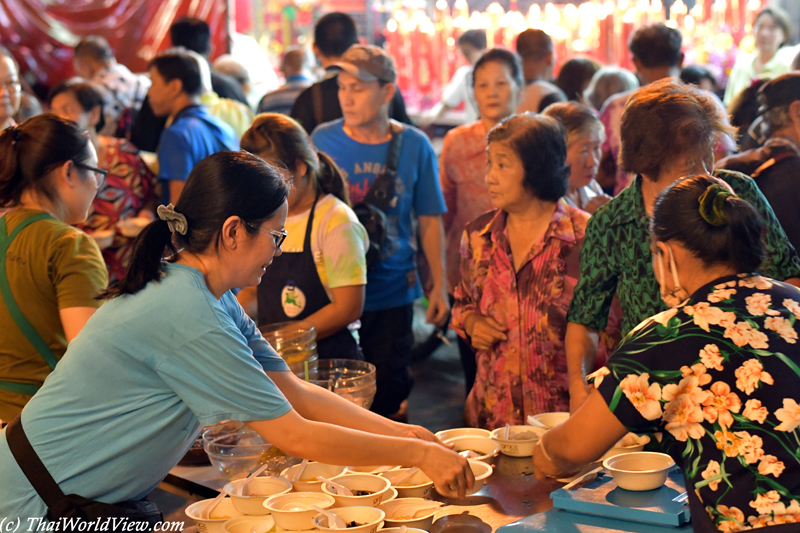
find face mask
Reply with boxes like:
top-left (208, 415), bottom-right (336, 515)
top-left (655, 244), bottom-right (690, 308)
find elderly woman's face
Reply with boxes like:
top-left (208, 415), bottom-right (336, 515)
top-left (486, 141), bottom-right (532, 212)
top-left (0, 57), bottom-right (21, 126)
top-left (566, 129), bottom-right (603, 191)
top-left (474, 61), bottom-right (519, 125)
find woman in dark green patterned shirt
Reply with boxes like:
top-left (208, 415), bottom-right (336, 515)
top-left (565, 80), bottom-right (800, 413)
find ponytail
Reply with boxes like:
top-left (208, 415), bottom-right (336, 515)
top-left (316, 150), bottom-right (351, 206)
top-left (102, 219), bottom-right (175, 298)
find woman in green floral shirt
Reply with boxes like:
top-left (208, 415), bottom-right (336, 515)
top-left (534, 175), bottom-right (800, 532)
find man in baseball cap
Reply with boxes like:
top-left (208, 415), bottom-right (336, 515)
top-left (311, 43), bottom-right (450, 421)
top-left (717, 72), bottom-right (800, 251)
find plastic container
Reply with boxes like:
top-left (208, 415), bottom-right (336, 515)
top-left (528, 412), bottom-right (570, 430)
top-left (380, 498), bottom-right (442, 531)
top-left (312, 506), bottom-right (385, 533)
top-left (223, 516), bottom-right (274, 533)
top-left (380, 468), bottom-right (435, 499)
top-left (224, 476), bottom-right (293, 515)
top-left (264, 492), bottom-right (336, 530)
top-left (289, 359), bottom-right (377, 409)
top-left (186, 498), bottom-right (243, 533)
top-left (260, 321), bottom-right (319, 365)
top-left (603, 452), bottom-right (675, 491)
top-left (280, 462), bottom-right (347, 492)
top-left (490, 426), bottom-right (543, 458)
top-left (320, 472), bottom-right (392, 507)
top-left (434, 428), bottom-right (491, 442)
top-left (203, 421), bottom-right (301, 481)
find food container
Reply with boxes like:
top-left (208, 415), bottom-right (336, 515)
top-left (379, 498), bottom-right (442, 531)
top-left (321, 472), bottom-right (392, 507)
top-left (434, 428), bottom-right (491, 442)
top-left (312, 505), bottom-right (385, 533)
top-left (528, 412), bottom-right (569, 430)
top-left (203, 421), bottom-right (301, 480)
top-left (603, 452), bottom-right (675, 491)
top-left (260, 321), bottom-right (319, 366)
top-left (600, 433), bottom-right (652, 461)
top-left (442, 436), bottom-right (499, 464)
top-left (380, 468), bottom-right (435, 499)
top-left (490, 426), bottom-right (543, 457)
top-left (289, 359), bottom-right (377, 409)
top-left (224, 476), bottom-right (294, 515)
top-left (264, 492), bottom-right (336, 530)
top-left (280, 462), bottom-right (348, 492)
top-left (186, 498), bottom-right (244, 533)
top-left (223, 516), bottom-right (274, 533)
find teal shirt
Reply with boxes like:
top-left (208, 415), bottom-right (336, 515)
top-left (567, 170), bottom-right (800, 336)
top-left (0, 264), bottom-right (292, 520)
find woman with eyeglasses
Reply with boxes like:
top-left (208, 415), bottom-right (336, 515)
top-left (238, 114), bottom-right (368, 360)
top-left (0, 114), bottom-right (108, 421)
top-left (0, 151), bottom-right (474, 523)
top-left (49, 79), bottom-right (157, 282)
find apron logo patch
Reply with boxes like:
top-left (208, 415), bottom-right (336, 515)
top-left (281, 283), bottom-right (306, 318)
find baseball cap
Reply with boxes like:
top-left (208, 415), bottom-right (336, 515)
top-left (758, 73), bottom-right (800, 114)
top-left (333, 44), bottom-right (397, 84)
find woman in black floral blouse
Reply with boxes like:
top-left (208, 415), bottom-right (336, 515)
top-left (534, 174), bottom-right (800, 532)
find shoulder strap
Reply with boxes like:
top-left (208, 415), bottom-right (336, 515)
top-left (384, 122), bottom-right (404, 176)
top-left (312, 83), bottom-right (324, 127)
top-left (360, 124), bottom-right (404, 212)
top-left (5, 416), bottom-right (67, 510)
top-left (0, 213), bottom-right (60, 371)
top-left (751, 151), bottom-right (797, 178)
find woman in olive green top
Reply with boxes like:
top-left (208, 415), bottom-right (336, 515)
top-left (565, 80), bottom-right (800, 412)
top-left (0, 115), bottom-right (108, 420)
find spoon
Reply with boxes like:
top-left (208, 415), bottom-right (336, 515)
top-left (240, 463), bottom-right (272, 495)
top-left (311, 505), bottom-right (346, 529)
top-left (458, 450), bottom-right (482, 459)
top-left (317, 476), bottom-right (354, 496)
top-left (202, 489), bottom-right (228, 519)
top-left (398, 527), bottom-right (407, 533)
top-left (369, 465), bottom-right (395, 474)
top-left (389, 467), bottom-right (420, 486)
top-left (292, 459), bottom-right (310, 482)
top-left (526, 416), bottom-right (548, 429)
top-left (504, 424), bottom-right (510, 440)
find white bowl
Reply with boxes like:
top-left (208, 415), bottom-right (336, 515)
top-left (528, 412), bottom-right (569, 430)
top-left (380, 528), bottom-right (428, 533)
top-left (490, 426), bottom-right (543, 457)
top-left (321, 472), bottom-right (392, 507)
top-left (313, 505), bottom-right (385, 533)
top-left (463, 460), bottom-right (493, 496)
top-left (600, 433), bottom-right (652, 461)
top-left (345, 465), bottom-right (400, 474)
top-left (186, 498), bottom-right (244, 533)
top-left (434, 428), bottom-right (491, 442)
top-left (379, 497), bottom-right (442, 531)
top-left (281, 462), bottom-right (347, 493)
top-left (223, 516), bottom-right (274, 533)
top-left (116, 217), bottom-right (152, 237)
top-left (380, 468), bottom-right (435, 499)
top-left (224, 476), bottom-right (294, 515)
top-left (90, 229), bottom-right (115, 250)
top-left (443, 436), bottom-right (499, 464)
top-left (264, 492), bottom-right (336, 530)
top-left (603, 451), bottom-right (675, 491)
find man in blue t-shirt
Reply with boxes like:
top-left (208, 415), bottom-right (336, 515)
top-left (312, 45), bottom-right (448, 419)
top-left (148, 49), bottom-right (239, 204)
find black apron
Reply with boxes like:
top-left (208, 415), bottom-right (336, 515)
top-left (258, 195), bottom-right (362, 360)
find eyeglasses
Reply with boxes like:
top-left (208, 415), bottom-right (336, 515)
top-left (0, 80), bottom-right (20, 93)
top-left (73, 161), bottom-right (109, 189)
top-left (246, 222), bottom-right (287, 247)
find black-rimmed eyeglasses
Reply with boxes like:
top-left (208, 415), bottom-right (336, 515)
top-left (73, 161), bottom-right (109, 189)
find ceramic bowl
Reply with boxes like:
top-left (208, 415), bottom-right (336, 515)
top-left (224, 476), bottom-right (294, 515)
top-left (281, 462), bottom-right (348, 493)
top-left (223, 516), bottom-right (274, 533)
top-left (186, 498), bottom-right (244, 533)
top-left (321, 472), bottom-right (392, 507)
top-left (603, 451), bottom-right (675, 491)
top-left (528, 412), bottom-right (570, 430)
top-left (490, 426), bottom-right (543, 457)
top-left (443, 436), bottom-right (499, 464)
top-left (379, 468), bottom-right (435, 499)
top-left (434, 428), bottom-right (491, 442)
top-left (379, 497), bottom-right (443, 531)
top-left (600, 434), bottom-right (652, 461)
top-left (313, 505), bottom-right (385, 533)
top-left (264, 492), bottom-right (336, 530)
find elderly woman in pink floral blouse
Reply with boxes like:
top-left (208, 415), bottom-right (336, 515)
top-left (451, 114), bottom-right (589, 430)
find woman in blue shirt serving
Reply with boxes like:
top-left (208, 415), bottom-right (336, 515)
top-left (0, 151), bottom-right (473, 522)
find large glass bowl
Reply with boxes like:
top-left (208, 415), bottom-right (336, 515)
top-left (202, 421), bottom-right (301, 480)
top-left (288, 359), bottom-right (377, 409)
top-left (260, 321), bottom-right (319, 366)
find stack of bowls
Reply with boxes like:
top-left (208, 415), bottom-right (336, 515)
top-left (289, 359), bottom-right (377, 409)
top-left (260, 320), bottom-right (319, 365)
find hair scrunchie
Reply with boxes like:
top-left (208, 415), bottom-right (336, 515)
top-left (698, 184), bottom-right (735, 227)
top-left (4, 125), bottom-right (21, 145)
top-left (157, 204), bottom-right (188, 235)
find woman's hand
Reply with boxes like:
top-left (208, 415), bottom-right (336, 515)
top-left (465, 314), bottom-right (507, 350)
top-left (397, 423), bottom-right (448, 445)
top-left (419, 442), bottom-right (475, 499)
